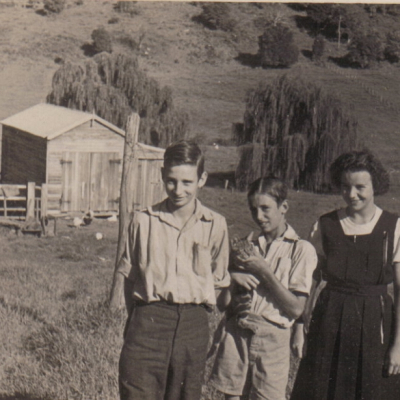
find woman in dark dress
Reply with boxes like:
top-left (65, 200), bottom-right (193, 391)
top-left (291, 151), bottom-right (400, 400)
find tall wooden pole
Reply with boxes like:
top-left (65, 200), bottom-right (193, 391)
top-left (109, 113), bottom-right (140, 310)
top-left (26, 182), bottom-right (36, 221)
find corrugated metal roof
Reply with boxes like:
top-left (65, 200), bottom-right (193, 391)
top-left (0, 103), bottom-right (125, 139)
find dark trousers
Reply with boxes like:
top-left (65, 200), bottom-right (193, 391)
top-left (119, 302), bottom-right (210, 400)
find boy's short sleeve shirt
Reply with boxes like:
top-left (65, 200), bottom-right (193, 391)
top-left (250, 224), bottom-right (318, 328)
top-left (118, 199), bottom-right (230, 306)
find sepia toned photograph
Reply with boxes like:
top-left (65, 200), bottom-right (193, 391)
top-left (1, 1), bottom-right (400, 399)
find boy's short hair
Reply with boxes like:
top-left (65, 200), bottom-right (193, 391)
top-left (330, 150), bottom-right (389, 195)
top-left (247, 176), bottom-right (288, 206)
top-left (164, 140), bottom-right (205, 178)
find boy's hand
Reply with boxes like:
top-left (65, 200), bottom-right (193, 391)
top-left (231, 272), bottom-right (260, 290)
top-left (291, 323), bottom-right (307, 359)
top-left (231, 232), bottom-right (270, 276)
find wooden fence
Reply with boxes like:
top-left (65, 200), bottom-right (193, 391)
top-left (0, 182), bottom-right (47, 220)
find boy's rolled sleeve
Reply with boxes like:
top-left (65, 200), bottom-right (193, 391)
top-left (116, 217), bottom-right (139, 281)
top-left (288, 241), bottom-right (318, 296)
top-left (211, 217), bottom-right (231, 289)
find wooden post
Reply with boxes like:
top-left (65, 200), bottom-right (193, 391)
top-left (26, 182), bottom-right (36, 221)
top-left (40, 184), bottom-right (48, 236)
top-left (109, 113), bottom-right (140, 310)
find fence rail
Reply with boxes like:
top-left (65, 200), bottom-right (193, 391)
top-left (0, 182), bottom-right (47, 220)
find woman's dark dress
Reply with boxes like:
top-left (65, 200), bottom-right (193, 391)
top-left (291, 210), bottom-right (400, 400)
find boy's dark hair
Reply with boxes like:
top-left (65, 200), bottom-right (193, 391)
top-left (163, 140), bottom-right (205, 178)
top-left (247, 176), bottom-right (288, 206)
top-left (330, 150), bottom-right (389, 195)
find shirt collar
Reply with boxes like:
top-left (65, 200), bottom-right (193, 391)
top-left (257, 223), bottom-right (299, 248)
top-left (147, 198), bottom-right (214, 228)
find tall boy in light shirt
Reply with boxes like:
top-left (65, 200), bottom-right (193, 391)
top-left (118, 140), bottom-right (230, 400)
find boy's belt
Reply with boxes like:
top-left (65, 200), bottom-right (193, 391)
top-left (133, 299), bottom-right (210, 310)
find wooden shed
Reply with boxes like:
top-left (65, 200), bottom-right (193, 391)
top-left (1, 104), bottom-right (165, 215)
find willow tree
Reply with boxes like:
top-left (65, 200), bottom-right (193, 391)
top-left (47, 53), bottom-right (188, 147)
top-left (234, 74), bottom-right (358, 192)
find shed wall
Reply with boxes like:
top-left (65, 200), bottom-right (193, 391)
top-left (1, 126), bottom-right (47, 184)
top-left (46, 121), bottom-right (124, 212)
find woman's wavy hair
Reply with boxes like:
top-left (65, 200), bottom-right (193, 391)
top-left (330, 151), bottom-right (389, 195)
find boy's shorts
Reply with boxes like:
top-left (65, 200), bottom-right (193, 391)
top-left (209, 314), bottom-right (291, 400)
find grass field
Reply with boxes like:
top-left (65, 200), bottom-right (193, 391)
top-left (1, 183), bottom-right (399, 400)
top-left (1, 1), bottom-right (400, 399)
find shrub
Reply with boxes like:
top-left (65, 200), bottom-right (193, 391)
top-left (116, 34), bottom-right (138, 51)
top-left (113, 1), bottom-right (138, 16)
top-left (312, 34), bottom-right (325, 61)
top-left (195, 3), bottom-right (237, 32)
top-left (46, 53), bottom-right (188, 147)
top-left (43, 0), bottom-right (65, 14)
top-left (108, 17), bottom-right (119, 25)
top-left (258, 24), bottom-right (299, 68)
top-left (91, 28), bottom-right (112, 54)
top-left (347, 33), bottom-right (384, 68)
top-left (234, 74), bottom-right (358, 192)
top-left (385, 31), bottom-right (400, 63)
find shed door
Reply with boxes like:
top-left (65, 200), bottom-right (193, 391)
top-left (61, 152), bottom-right (120, 212)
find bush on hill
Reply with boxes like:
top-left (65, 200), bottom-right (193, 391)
top-left (347, 33), bottom-right (384, 68)
top-left (194, 3), bottom-right (237, 32)
top-left (312, 34), bottom-right (325, 61)
top-left (258, 24), bottom-right (299, 68)
top-left (385, 31), bottom-right (400, 63)
top-left (305, 4), bottom-right (365, 45)
top-left (91, 28), bottom-right (113, 54)
top-left (43, 0), bottom-right (65, 14)
top-left (113, 1), bottom-right (138, 15)
top-left (234, 75), bottom-right (358, 192)
top-left (46, 53), bottom-right (188, 147)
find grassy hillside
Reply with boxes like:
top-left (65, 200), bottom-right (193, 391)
top-left (1, 3), bottom-right (400, 398)
top-left (0, 2), bottom-right (400, 178)
top-left (0, 186), bottom-right (344, 400)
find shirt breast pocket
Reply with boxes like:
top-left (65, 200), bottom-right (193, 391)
top-left (273, 257), bottom-right (292, 288)
top-left (192, 242), bottom-right (211, 278)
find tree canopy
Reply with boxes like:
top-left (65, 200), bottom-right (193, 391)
top-left (47, 53), bottom-right (188, 147)
top-left (234, 75), bottom-right (359, 192)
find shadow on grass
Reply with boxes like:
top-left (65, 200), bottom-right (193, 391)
top-left (81, 43), bottom-right (97, 57)
top-left (206, 171), bottom-right (236, 189)
top-left (234, 52), bottom-right (260, 68)
top-left (329, 55), bottom-right (360, 69)
top-left (35, 9), bottom-right (48, 16)
top-left (191, 14), bottom-right (217, 31)
top-left (302, 49), bottom-right (313, 60)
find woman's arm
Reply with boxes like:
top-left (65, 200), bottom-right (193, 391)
top-left (386, 262), bottom-right (400, 375)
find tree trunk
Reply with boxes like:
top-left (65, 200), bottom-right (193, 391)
top-left (109, 113), bottom-right (140, 310)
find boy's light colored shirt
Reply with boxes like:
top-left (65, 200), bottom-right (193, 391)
top-left (248, 224), bottom-right (317, 328)
top-left (118, 198), bottom-right (230, 306)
